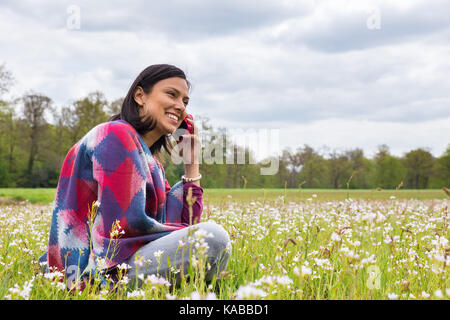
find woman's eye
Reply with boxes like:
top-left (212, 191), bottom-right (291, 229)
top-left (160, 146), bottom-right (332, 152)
top-left (168, 92), bottom-right (176, 97)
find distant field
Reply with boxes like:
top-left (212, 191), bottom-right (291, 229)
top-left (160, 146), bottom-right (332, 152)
top-left (1, 187), bottom-right (449, 300)
top-left (205, 188), bottom-right (447, 203)
top-left (0, 188), bottom-right (447, 205)
top-left (0, 188), bottom-right (56, 204)
top-left (1, 188), bottom-right (449, 300)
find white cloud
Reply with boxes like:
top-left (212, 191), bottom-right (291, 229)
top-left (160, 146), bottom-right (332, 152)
top-left (0, 0), bottom-right (449, 159)
top-left (215, 116), bottom-right (450, 161)
top-left (278, 117), bottom-right (450, 158)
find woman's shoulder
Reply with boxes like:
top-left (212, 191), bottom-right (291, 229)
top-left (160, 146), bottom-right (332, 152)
top-left (99, 120), bottom-right (136, 134)
top-left (105, 120), bottom-right (138, 138)
top-left (83, 120), bottom-right (140, 150)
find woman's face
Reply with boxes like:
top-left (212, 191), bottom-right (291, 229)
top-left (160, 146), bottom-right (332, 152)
top-left (135, 77), bottom-right (190, 135)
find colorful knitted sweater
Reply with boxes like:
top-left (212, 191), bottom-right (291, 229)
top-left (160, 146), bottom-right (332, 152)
top-left (38, 120), bottom-right (203, 278)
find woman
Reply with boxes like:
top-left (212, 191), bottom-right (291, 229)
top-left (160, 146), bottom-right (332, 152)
top-left (39, 64), bottom-right (231, 289)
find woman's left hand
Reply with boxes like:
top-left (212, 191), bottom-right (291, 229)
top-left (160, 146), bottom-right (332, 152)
top-left (178, 117), bottom-right (202, 169)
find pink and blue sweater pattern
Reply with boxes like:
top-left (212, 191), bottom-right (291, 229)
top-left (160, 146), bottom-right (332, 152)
top-left (39, 120), bottom-right (203, 279)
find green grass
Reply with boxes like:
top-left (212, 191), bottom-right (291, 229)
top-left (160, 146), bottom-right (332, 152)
top-left (0, 188), bottom-right (446, 205)
top-left (205, 188), bottom-right (447, 203)
top-left (0, 188), bottom-right (448, 300)
top-left (0, 188), bottom-right (56, 204)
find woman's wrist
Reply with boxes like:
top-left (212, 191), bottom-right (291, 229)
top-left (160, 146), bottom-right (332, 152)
top-left (183, 164), bottom-right (200, 186)
top-left (184, 164), bottom-right (199, 178)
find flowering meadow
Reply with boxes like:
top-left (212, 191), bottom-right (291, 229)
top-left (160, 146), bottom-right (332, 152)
top-left (0, 190), bottom-right (449, 300)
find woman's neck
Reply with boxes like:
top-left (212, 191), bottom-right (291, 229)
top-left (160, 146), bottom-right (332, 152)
top-left (142, 129), bottom-right (163, 148)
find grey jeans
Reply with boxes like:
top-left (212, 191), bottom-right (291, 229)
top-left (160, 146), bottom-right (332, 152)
top-left (124, 221), bottom-right (231, 288)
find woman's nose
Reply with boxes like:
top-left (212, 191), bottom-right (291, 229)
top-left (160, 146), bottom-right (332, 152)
top-left (174, 99), bottom-right (186, 112)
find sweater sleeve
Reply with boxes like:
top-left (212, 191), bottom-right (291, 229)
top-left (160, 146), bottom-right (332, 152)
top-left (164, 178), bottom-right (204, 225)
top-left (182, 183), bottom-right (203, 225)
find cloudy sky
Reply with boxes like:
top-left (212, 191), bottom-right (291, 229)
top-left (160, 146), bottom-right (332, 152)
top-left (1, 0), bottom-right (449, 160)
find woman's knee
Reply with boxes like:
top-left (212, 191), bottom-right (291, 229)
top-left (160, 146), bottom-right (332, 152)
top-left (195, 221), bottom-right (231, 255)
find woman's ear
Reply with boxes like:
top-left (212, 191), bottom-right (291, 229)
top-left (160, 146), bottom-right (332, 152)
top-left (133, 86), bottom-right (145, 107)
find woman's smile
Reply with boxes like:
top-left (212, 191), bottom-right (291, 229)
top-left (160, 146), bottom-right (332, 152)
top-left (166, 112), bottom-right (179, 122)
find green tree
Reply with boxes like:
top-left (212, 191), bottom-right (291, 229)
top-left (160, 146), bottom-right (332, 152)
top-left (50, 107), bottom-right (74, 166)
top-left (106, 97), bottom-right (124, 118)
top-left (0, 102), bottom-right (16, 174)
top-left (327, 150), bottom-right (353, 189)
top-left (0, 158), bottom-right (10, 187)
top-left (403, 148), bottom-right (435, 189)
top-left (429, 145), bottom-right (450, 188)
top-left (299, 154), bottom-right (329, 188)
top-left (345, 148), bottom-right (376, 189)
top-left (69, 91), bottom-right (109, 143)
top-left (257, 155), bottom-right (285, 188)
top-left (198, 118), bottom-right (228, 188)
top-left (281, 145), bottom-right (315, 188)
top-left (20, 92), bottom-right (52, 185)
top-left (374, 145), bottom-right (405, 189)
top-left (0, 64), bottom-right (15, 186)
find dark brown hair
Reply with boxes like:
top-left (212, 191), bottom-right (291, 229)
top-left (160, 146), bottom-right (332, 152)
top-left (110, 64), bottom-right (190, 156)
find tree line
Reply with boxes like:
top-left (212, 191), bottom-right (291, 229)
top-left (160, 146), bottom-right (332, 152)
top-left (0, 63), bottom-right (449, 189)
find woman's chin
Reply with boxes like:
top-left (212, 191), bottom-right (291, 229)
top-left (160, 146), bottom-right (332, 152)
top-left (163, 124), bottom-right (178, 135)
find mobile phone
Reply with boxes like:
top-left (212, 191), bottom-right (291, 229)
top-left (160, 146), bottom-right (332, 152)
top-left (175, 114), bottom-right (194, 142)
